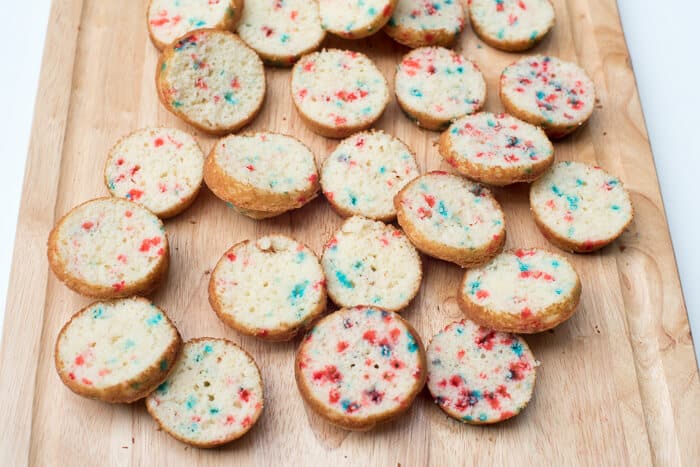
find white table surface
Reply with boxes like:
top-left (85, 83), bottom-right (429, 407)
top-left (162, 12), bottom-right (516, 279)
top-left (1, 1), bottom-right (698, 363)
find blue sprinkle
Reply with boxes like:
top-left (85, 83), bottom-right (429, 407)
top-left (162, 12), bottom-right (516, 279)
top-left (551, 260), bottom-right (560, 268)
top-left (124, 339), bottom-right (135, 350)
top-left (146, 313), bottom-right (163, 326)
top-left (290, 281), bottom-right (309, 304)
top-left (160, 359), bottom-right (168, 371)
top-left (551, 185), bottom-right (563, 197)
top-left (611, 205), bottom-right (620, 211)
top-left (479, 413), bottom-right (488, 422)
top-left (204, 344), bottom-right (213, 353)
top-left (157, 381), bottom-right (169, 394)
top-left (410, 88), bottom-right (422, 97)
top-left (469, 281), bottom-right (480, 295)
top-left (224, 92), bottom-right (237, 104)
top-left (335, 271), bottom-right (354, 289)
top-left (456, 326), bottom-right (464, 335)
top-left (209, 407), bottom-right (220, 415)
top-left (372, 296), bottom-right (381, 304)
top-left (555, 288), bottom-right (562, 295)
top-left (367, 7), bottom-right (377, 15)
top-left (407, 333), bottom-right (418, 353)
top-left (566, 195), bottom-right (579, 211)
top-left (511, 341), bottom-right (523, 357)
top-left (186, 395), bottom-right (197, 410)
top-left (437, 201), bottom-right (448, 217)
top-left (463, 415), bottom-right (473, 422)
top-left (379, 166), bottom-right (386, 174)
top-left (576, 178), bottom-right (585, 186)
top-left (92, 307), bottom-right (105, 319)
top-left (381, 344), bottom-right (391, 357)
top-left (536, 91), bottom-right (546, 100)
top-left (517, 259), bottom-right (529, 272)
top-left (280, 33), bottom-right (290, 43)
top-left (295, 252), bottom-right (306, 263)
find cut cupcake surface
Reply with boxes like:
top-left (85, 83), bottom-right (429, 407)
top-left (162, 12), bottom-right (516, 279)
top-left (469, 0), bottom-right (555, 51)
top-left (48, 198), bottom-right (168, 298)
top-left (55, 297), bottom-right (181, 403)
top-left (104, 127), bottom-right (204, 218)
top-left (147, 0), bottom-right (241, 49)
top-left (237, 0), bottom-right (325, 65)
top-left (440, 112), bottom-right (553, 186)
top-left (459, 248), bottom-right (581, 333)
top-left (319, 0), bottom-right (396, 39)
top-left (385, 0), bottom-right (466, 48)
top-left (320, 130), bottom-right (420, 221)
top-left (295, 306), bottom-right (426, 430)
top-left (291, 49), bottom-right (389, 138)
top-left (209, 236), bottom-right (327, 341)
top-left (146, 338), bottom-right (264, 448)
top-left (426, 319), bottom-right (537, 424)
top-left (395, 47), bottom-right (486, 130)
top-left (322, 216), bottom-right (422, 311)
top-left (157, 30), bottom-right (265, 134)
top-left (500, 55), bottom-right (595, 138)
top-left (204, 132), bottom-right (319, 214)
top-left (530, 161), bottom-right (633, 252)
top-left (394, 171), bottom-right (505, 267)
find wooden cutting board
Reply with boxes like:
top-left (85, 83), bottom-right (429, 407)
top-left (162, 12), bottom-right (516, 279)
top-left (1, 0), bottom-right (698, 465)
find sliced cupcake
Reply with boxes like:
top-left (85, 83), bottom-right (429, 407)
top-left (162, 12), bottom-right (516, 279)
top-left (320, 130), bottom-right (420, 221)
top-left (147, 0), bottom-right (243, 50)
top-left (156, 29), bottom-right (266, 135)
top-left (47, 198), bottom-right (169, 298)
top-left (529, 161), bottom-right (633, 252)
top-left (469, 0), bottom-right (555, 52)
top-left (146, 338), bottom-right (264, 448)
top-left (395, 47), bottom-right (486, 130)
top-left (439, 112), bottom-right (554, 186)
top-left (319, 0), bottom-right (397, 39)
top-left (321, 216), bottom-right (422, 312)
top-left (55, 297), bottom-right (181, 403)
top-left (204, 132), bottom-right (320, 218)
top-left (426, 319), bottom-right (537, 424)
top-left (291, 49), bottom-right (390, 138)
top-left (459, 248), bottom-right (581, 333)
top-left (104, 127), bottom-right (204, 218)
top-left (237, 0), bottom-right (326, 66)
top-left (385, 0), bottom-right (466, 48)
top-left (209, 235), bottom-right (327, 341)
top-left (500, 55), bottom-right (595, 138)
top-left (394, 171), bottom-right (505, 267)
top-left (295, 306), bottom-right (426, 430)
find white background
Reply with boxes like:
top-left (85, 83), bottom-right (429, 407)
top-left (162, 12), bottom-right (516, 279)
top-left (1, 1), bottom-right (698, 362)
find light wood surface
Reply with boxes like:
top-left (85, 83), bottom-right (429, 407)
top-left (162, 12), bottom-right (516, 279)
top-left (1, 0), bottom-right (698, 465)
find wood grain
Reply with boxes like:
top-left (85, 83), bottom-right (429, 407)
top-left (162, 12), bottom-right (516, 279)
top-left (1, 0), bottom-right (698, 465)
